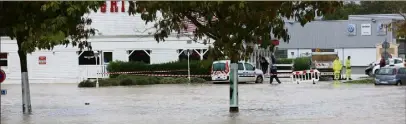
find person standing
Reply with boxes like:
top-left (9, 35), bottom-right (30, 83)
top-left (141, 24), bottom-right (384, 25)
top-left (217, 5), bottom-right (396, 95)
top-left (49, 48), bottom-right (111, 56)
top-left (269, 54), bottom-right (281, 84)
top-left (333, 56), bottom-right (342, 80)
top-left (345, 56), bottom-right (352, 80)
top-left (259, 56), bottom-right (269, 74)
top-left (379, 57), bottom-right (386, 68)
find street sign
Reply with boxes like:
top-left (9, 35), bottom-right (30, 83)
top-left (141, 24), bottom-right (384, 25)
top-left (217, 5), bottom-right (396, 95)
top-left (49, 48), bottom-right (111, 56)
top-left (1, 89), bottom-right (7, 95)
top-left (382, 41), bottom-right (390, 49)
top-left (0, 69), bottom-right (6, 83)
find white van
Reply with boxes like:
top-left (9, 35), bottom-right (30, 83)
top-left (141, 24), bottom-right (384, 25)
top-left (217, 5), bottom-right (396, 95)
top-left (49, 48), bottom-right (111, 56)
top-left (211, 60), bottom-right (264, 83)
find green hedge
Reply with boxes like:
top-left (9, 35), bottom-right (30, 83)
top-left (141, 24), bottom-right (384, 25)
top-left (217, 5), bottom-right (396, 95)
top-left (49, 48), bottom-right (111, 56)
top-left (78, 75), bottom-right (208, 87)
top-left (275, 57), bottom-right (311, 71)
top-left (344, 78), bottom-right (374, 84)
top-left (293, 57), bottom-right (312, 71)
top-left (107, 60), bottom-right (213, 78)
top-left (106, 57), bottom-right (311, 78)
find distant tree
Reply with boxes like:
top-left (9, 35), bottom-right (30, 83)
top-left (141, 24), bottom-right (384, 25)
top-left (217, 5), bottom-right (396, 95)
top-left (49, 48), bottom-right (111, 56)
top-left (0, 1), bottom-right (103, 114)
top-left (322, 1), bottom-right (361, 20)
top-left (128, 1), bottom-right (342, 62)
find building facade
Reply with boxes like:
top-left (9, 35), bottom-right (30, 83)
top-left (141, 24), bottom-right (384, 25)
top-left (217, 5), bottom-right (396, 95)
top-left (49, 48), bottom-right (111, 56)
top-left (0, 1), bottom-right (210, 84)
top-left (277, 15), bottom-right (400, 67)
top-left (0, 2), bottom-right (404, 84)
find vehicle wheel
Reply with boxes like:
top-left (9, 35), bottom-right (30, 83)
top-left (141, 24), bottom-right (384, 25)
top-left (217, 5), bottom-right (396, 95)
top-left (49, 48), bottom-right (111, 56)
top-left (368, 71), bottom-right (374, 77)
top-left (255, 76), bottom-right (263, 83)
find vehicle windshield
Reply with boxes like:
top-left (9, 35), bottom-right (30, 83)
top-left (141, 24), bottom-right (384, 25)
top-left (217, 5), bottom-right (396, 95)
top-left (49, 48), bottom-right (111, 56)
top-left (213, 63), bottom-right (226, 71)
top-left (377, 68), bottom-right (396, 75)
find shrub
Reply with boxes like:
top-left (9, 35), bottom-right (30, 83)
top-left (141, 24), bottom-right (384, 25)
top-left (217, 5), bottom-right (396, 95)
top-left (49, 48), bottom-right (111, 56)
top-left (99, 78), bottom-right (120, 87)
top-left (133, 76), bottom-right (150, 85)
top-left (117, 74), bottom-right (130, 80)
top-left (159, 77), bottom-right (178, 84)
top-left (174, 77), bottom-right (189, 84)
top-left (120, 78), bottom-right (134, 86)
top-left (149, 77), bottom-right (161, 84)
top-left (293, 57), bottom-right (312, 71)
top-left (190, 77), bottom-right (207, 83)
top-left (107, 60), bottom-right (213, 78)
top-left (78, 80), bottom-right (95, 87)
top-left (345, 78), bottom-right (374, 84)
top-left (79, 76), bottom-right (207, 87)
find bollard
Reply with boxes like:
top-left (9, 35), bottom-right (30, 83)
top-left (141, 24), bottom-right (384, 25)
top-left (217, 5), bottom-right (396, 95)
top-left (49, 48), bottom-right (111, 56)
top-left (229, 63), bottom-right (239, 113)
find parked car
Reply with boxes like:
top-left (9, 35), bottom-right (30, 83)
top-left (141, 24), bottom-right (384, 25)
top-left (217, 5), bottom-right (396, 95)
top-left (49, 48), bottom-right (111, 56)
top-left (374, 66), bottom-right (406, 85)
top-left (365, 61), bottom-right (379, 76)
top-left (370, 58), bottom-right (404, 77)
top-left (211, 60), bottom-right (264, 83)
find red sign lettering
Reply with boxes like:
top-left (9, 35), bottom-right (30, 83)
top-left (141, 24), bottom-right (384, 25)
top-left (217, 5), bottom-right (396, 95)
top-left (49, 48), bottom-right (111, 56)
top-left (110, 1), bottom-right (118, 12)
top-left (100, 2), bottom-right (107, 13)
top-left (39, 56), bottom-right (46, 65)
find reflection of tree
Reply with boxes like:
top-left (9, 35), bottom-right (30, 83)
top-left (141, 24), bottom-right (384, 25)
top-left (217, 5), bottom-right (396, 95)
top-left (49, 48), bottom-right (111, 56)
top-left (230, 87), bottom-right (233, 100)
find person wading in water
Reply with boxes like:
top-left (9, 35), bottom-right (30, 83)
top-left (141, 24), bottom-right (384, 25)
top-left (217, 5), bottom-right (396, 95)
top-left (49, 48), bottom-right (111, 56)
top-left (269, 53), bottom-right (281, 84)
top-left (259, 56), bottom-right (269, 74)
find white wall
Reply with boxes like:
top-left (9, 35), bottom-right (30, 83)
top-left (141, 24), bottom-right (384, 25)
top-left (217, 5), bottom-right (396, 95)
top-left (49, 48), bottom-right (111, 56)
top-left (342, 48), bottom-right (376, 66)
top-left (0, 1), bottom-right (214, 84)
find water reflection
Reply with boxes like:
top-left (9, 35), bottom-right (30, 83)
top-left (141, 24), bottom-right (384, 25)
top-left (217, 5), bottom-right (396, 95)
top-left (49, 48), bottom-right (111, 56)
top-left (1, 83), bottom-right (405, 124)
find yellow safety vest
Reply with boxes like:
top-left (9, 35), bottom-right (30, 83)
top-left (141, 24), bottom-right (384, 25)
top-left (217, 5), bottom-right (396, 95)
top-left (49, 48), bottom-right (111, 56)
top-left (333, 59), bottom-right (342, 71)
top-left (345, 59), bottom-right (351, 69)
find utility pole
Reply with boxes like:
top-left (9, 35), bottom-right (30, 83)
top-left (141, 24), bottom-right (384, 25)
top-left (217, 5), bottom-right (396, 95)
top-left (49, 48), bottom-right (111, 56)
top-left (229, 63), bottom-right (239, 113)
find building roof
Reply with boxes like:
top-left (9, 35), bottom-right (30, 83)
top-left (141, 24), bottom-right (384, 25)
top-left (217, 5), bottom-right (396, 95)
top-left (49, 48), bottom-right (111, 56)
top-left (349, 14), bottom-right (405, 20)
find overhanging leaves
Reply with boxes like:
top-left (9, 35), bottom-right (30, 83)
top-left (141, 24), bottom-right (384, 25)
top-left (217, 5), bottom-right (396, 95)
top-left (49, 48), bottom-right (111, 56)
top-left (0, 1), bottom-right (104, 53)
top-left (128, 1), bottom-right (342, 61)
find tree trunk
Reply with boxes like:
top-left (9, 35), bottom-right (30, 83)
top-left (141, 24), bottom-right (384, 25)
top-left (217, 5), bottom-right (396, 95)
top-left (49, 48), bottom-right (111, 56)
top-left (16, 37), bottom-right (32, 114)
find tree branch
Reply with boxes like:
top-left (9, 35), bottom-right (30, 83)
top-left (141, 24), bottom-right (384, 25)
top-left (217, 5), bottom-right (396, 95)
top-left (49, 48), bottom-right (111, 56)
top-left (183, 12), bottom-right (220, 39)
top-left (398, 10), bottom-right (406, 19)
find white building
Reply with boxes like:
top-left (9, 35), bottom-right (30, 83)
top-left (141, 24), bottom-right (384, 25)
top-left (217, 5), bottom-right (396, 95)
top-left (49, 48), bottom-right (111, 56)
top-left (2, 2), bottom-right (401, 84)
top-left (0, 1), bottom-right (211, 84)
top-left (277, 14), bottom-right (403, 67)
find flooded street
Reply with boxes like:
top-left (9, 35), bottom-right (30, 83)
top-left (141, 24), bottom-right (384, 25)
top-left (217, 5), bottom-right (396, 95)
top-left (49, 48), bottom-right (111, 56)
top-left (1, 82), bottom-right (405, 124)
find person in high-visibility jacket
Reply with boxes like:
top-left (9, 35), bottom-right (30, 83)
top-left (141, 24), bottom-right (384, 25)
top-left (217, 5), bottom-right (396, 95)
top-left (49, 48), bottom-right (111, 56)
top-left (345, 56), bottom-right (352, 80)
top-left (333, 56), bottom-right (342, 80)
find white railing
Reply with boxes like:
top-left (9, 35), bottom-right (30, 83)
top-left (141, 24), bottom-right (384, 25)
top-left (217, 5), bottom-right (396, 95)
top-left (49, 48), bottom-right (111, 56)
top-left (269, 63), bottom-right (294, 78)
top-left (79, 65), bottom-right (109, 81)
top-left (291, 69), bottom-right (320, 84)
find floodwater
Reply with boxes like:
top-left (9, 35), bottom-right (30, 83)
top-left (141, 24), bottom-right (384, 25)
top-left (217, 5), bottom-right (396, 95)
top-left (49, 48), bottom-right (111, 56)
top-left (1, 81), bottom-right (405, 124)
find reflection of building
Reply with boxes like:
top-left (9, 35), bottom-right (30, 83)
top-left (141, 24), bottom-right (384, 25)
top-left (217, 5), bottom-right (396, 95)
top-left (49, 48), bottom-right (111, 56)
top-left (277, 14), bottom-right (405, 67)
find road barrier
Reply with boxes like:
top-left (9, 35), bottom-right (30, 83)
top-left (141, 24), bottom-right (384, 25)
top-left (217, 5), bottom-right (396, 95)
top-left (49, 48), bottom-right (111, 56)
top-left (291, 69), bottom-right (320, 84)
top-left (103, 70), bottom-right (188, 75)
top-left (95, 71), bottom-right (294, 79)
top-left (265, 64), bottom-right (294, 78)
top-left (122, 73), bottom-right (211, 77)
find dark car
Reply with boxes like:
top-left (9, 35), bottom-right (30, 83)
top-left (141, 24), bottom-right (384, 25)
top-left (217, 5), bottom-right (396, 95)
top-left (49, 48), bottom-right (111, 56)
top-left (374, 66), bottom-right (406, 85)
